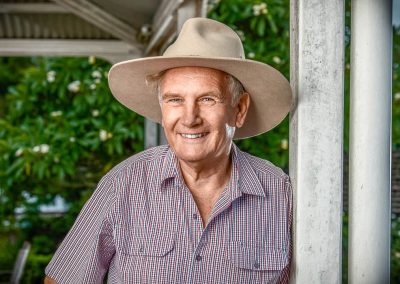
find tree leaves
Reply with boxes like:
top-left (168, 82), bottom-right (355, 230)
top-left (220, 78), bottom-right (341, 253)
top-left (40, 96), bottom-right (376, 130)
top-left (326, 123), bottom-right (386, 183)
top-left (0, 57), bottom-right (144, 233)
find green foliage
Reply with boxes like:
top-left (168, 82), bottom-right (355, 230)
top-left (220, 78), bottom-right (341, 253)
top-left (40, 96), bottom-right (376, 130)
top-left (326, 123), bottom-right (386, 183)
top-left (392, 215), bottom-right (400, 282)
top-left (0, 57), bottom-right (143, 218)
top-left (21, 253), bottom-right (53, 283)
top-left (0, 56), bottom-right (144, 281)
top-left (209, 0), bottom-right (290, 169)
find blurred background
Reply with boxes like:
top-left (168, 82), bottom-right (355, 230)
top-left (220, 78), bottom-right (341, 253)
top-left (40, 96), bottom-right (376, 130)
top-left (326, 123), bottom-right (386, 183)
top-left (0, 0), bottom-right (399, 282)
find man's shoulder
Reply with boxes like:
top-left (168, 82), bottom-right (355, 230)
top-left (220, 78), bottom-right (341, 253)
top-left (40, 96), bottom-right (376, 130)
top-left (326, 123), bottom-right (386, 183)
top-left (104, 145), bottom-right (170, 179)
top-left (238, 149), bottom-right (290, 183)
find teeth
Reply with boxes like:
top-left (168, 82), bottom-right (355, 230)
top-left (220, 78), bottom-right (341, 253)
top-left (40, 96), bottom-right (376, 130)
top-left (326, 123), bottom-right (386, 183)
top-left (181, 133), bottom-right (206, 139)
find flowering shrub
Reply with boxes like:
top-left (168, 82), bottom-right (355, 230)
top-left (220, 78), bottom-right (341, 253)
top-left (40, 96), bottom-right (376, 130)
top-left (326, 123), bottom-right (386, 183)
top-left (0, 57), bottom-right (144, 250)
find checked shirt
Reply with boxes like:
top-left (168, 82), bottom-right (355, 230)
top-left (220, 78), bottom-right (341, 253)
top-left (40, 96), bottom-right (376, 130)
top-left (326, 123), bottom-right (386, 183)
top-left (45, 144), bottom-right (292, 283)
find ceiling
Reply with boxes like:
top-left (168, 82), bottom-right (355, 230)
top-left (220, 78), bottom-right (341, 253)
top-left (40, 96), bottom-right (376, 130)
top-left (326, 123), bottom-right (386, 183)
top-left (0, 0), bottom-right (207, 62)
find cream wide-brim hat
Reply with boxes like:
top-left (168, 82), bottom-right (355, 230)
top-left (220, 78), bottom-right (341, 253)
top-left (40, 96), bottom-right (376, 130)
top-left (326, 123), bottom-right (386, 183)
top-left (108, 17), bottom-right (292, 139)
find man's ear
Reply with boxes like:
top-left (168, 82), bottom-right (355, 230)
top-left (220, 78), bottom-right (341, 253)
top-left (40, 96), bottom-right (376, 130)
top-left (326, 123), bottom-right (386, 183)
top-left (235, 92), bottom-right (250, 128)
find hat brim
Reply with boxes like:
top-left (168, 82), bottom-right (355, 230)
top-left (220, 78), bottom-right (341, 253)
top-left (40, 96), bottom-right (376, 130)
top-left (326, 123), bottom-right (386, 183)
top-left (108, 56), bottom-right (293, 139)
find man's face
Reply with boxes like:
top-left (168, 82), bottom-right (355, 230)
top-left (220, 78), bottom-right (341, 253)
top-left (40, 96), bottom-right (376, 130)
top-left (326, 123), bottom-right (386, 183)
top-left (159, 67), bottom-right (249, 165)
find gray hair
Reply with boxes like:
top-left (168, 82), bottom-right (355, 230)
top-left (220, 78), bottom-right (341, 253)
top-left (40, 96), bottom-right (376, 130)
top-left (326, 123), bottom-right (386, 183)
top-left (146, 70), bottom-right (246, 106)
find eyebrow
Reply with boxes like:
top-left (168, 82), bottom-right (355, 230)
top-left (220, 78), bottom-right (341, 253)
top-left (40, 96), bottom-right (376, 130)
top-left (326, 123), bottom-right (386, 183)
top-left (161, 91), bottom-right (224, 99)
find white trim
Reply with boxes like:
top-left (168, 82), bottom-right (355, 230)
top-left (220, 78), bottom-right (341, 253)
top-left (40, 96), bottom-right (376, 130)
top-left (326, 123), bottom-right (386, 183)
top-left (0, 3), bottom-right (68, 13)
top-left (0, 39), bottom-right (142, 59)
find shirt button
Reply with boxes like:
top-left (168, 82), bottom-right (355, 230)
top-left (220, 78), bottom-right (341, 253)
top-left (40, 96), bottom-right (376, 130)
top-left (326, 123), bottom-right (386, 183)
top-left (193, 213), bottom-right (198, 220)
top-left (195, 255), bottom-right (202, 261)
top-left (253, 262), bottom-right (260, 269)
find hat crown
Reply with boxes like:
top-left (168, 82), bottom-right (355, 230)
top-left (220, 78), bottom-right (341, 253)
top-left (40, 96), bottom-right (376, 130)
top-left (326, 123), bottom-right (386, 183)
top-left (163, 18), bottom-right (245, 59)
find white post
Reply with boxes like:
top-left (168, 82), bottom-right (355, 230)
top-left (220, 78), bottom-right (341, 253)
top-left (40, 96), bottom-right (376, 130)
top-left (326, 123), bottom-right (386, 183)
top-left (349, 0), bottom-right (392, 283)
top-left (289, 1), bottom-right (344, 283)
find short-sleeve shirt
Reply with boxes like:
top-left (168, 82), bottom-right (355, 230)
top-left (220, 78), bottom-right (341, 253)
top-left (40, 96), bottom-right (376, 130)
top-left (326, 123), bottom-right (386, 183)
top-left (45, 144), bottom-right (292, 283)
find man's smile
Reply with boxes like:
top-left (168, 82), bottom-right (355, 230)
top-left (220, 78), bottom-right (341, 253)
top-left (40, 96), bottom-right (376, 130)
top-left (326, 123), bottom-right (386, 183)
top-left (179, 132), bottom-right (209, 139)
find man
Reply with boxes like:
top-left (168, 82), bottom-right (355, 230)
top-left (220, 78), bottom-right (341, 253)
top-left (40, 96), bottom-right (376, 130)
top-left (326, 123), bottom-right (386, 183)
top-left (45, 18), bottom-right (293, 283)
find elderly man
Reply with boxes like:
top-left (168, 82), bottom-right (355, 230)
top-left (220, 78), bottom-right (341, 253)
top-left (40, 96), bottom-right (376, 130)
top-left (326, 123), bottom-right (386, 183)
top-left (45, 18), bottom-right (293, 283)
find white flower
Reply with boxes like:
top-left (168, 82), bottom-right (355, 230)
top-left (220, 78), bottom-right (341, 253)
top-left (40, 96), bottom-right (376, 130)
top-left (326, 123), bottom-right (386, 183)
top-left (99, 129), bottom-right (108, 141)
top-left (88, 56), bottom-right (96, 64)
top-left (32, 144), bottom-right (50, 154)
top-left (47, 70), bottom-right (56, 83)
top-left (68, 80), bottom-right (81, 93)
top-left (396, 251), bottom-right (400, 258)
top-left (91, 70), bottom-right (102, 79)
top-left (280, 139), bottom-right (288, 150)
top-left (247, 52), bottom-right (255, 59)
top-left (15, 148), bottom-right (24, 157)
top-left (50, 110), bottom-right (62, 117)
top-left (89, 84), bottom-right (96, 90)
top-left (92, 109), bottom-right (100, 117)
top-left (253, 3), bottom-right (268, 16)
top-left (99, 130), bottom-right (113, 141)
top-left (40, 144), bottom-right (50, 154)
top-left (272, 56), bottom-right (282, 64)
top-left (394, 92), bottom-right (400, 102)
top-left (69, 137), bottom-right (76, 143)
top-left (260, 3), bottom-right (268, 14)
top-left (94, 78), bottom-right (101, 84)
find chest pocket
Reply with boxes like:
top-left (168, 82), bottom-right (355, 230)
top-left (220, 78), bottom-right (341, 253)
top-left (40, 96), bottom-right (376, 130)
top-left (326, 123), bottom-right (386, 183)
top-left (230, 241), bottom-right (288, 271)
top-left (117, 225), bottom-right (175, 257)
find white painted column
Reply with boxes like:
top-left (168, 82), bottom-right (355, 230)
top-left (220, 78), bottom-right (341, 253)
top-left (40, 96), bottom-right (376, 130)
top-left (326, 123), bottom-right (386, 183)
top-left (289, 1), bottom-right (344, 283)
top-left (349, 1), bottom-right (392, 283)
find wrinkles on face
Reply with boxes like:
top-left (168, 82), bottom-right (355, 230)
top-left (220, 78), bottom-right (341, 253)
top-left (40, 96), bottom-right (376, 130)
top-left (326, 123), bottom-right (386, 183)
top-left (160, 67), bottom-right (239, 168)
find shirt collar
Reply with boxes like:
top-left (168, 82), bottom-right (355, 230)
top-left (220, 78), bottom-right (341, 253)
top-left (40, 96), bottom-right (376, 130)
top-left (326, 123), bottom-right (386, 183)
top-left (159, 144), bottom-right (266, 199)
top-left (229, 144), bottom-right (266, 199)
top-left (159, 146), bottom-right (182, 188)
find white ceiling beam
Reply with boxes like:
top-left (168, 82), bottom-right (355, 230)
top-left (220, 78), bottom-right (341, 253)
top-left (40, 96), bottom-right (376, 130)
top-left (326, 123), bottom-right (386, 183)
top-left (145, 14), bottom-right (176, 55)
top-left (146, 0), bottom-right (207, 56)
top-left (0, 3), bottom-right (68, 13)
top-left (153, 0), bottom-right (183, 32)
top-left (145, 0), bottom-right (183, 55)
top-left (50, 0), bottom-right (142, 48)
top-left (0, 39), bottom-right (141, 61)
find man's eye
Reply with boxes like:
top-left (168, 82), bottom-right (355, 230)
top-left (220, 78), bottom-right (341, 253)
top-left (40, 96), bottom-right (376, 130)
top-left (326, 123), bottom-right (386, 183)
top-left (200, 97), bottom-right (216, 104)
top-left (165, 98), bottom-right (183, 104)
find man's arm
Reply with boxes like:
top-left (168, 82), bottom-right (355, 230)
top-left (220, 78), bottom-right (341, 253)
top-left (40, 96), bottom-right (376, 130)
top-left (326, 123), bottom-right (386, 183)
top-left (44, 176), bottom-right (116, 282)
top-left (44, 276), bottom-right (57, 284)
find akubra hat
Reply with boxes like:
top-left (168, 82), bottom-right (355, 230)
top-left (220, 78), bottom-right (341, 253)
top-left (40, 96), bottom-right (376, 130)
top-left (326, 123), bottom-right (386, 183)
top-left (108, 17), bottom-right (292, 139)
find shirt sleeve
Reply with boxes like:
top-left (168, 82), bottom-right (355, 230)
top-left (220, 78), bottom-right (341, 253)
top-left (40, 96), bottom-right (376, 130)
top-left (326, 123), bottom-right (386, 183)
top-left (45, 176), bottom-right (116, 284)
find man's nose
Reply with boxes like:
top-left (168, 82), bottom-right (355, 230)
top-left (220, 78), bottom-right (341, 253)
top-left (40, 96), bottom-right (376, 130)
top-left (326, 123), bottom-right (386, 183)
top-left (181, 101), bottom-right (201, 127)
